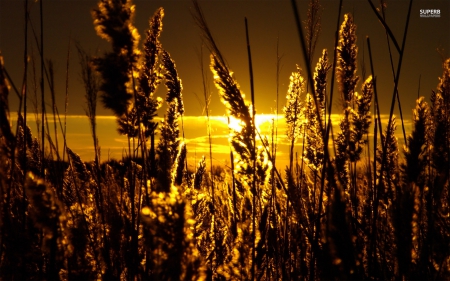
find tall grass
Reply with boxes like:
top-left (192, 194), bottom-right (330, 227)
top-left (0, 0), bottom-right (449, 280)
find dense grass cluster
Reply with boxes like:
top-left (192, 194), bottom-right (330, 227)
top-left (0, 0), bottom-right (449, 280)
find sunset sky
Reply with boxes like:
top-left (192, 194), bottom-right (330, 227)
top-left (9, 112), bottom-right (412, 171)
top-left (0, 0), bottom-right (448, 167)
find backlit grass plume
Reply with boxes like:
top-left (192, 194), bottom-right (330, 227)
top-left (431, 58), bottom-right (450, 178)
top-left (401, 79), bottom-right (450, 277)
top-left (337, 13), bottom-right (359, 105)
top-left (92, 0), bottom-right (140, 118)
top-left (305, 50), bottom-right (330, 170)
top-left (314, 49), bottom-right (329, 119)
top-left (136, 7), bottom-right (164, 139)
top-left (141, 186), bottom-right (206, 280)
top-left (210, 56), bottom-right (251, 125)
top-left (304, 0), bottom-right (322, 67)
top-left (192, 0), bottom-right (255, 179)
top-left (138, 7), bottom-right (163, 98)
top-left (155, 50), bottom-right (184, 192)
top-left (208, 52), bottom-right (258, 278)
top-left (284, 65), bottom-right (305, 145)
top-left (284, 65), bottom-right (305, 193)
top-left (163, 50), bottom-right (184, 116)
top-left (335, 14), bottom-right (367, 189)
top-left (352, 75), bottom-right (373, 160)
top-left (402, 97), bottom-right (430, 187)
top-left (156, 101), bottom-right (181, 192)
top-left (377, 116), bottom-right (399, 192)
top-left (25, 172), bottom-right (72, 280)
top-left (210, 55), bottom-right (255, 174)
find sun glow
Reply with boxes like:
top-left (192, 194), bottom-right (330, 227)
top-left (225, 114), bottom-right (284, 135)
top-left (226, 114), bottom-right (284, 135)
top-left (227, 116), bottom-right (245, 133)
top-left (254, 114), bottom-right (283, 134)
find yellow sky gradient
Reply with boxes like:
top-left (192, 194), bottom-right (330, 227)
top-left (9, 113), bottom-right (412, 171)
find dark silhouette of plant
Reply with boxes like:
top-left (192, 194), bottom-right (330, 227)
top-left (304, 0), bottom-right (322, 68)
top-left (92, 0), bottom-right (139, 118)
top-left (0, 55), bottom-right (14, 148)
top-left (403, 97), bottom-right (430, 187)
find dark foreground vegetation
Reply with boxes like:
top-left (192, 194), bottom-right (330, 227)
top-left (0, 0), bottom-right (449, 280)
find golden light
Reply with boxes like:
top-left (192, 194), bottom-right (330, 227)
top-left (254, 114), bottom-right (282, 135)
top-left (227, 116), bottom-right (245, 133)
top-left (225, 114), bottom-right (284, 136)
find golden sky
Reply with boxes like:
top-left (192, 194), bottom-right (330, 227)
top-left (9, 112), bottom-right (412, 171)
top-left (1, 0), bottom-right (449, 118)
top-left (0, 0), bottom-right (442, 171)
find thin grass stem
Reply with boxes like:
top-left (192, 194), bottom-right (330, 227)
top-left (380, 3), bottom-right (407, 145)
top-left (366, 0), bottom-right (401, 53)
top-left (380, 0), bottom-right (412, 193)
top-left (244, 18), bottom-right (257, 280)
top-left (40, 0), bottom-right (45, 177)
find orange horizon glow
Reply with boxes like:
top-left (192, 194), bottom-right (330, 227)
top-left (8, 112), bottom-right (412, 170)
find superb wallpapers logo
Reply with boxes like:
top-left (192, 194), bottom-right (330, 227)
top-left (420, 9), bottom-right (441, 18)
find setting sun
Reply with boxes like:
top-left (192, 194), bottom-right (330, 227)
top-left (225, 114), bottom-right (282, 135)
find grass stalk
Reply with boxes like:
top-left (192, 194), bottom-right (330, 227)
top-left (417, 74), bottom-right (421, 99)
top-left (4, 66), bottom-right (22, 210)
top-left (30, 48), bottom-right (40, 141)
top-left (270, 37), bottom-right (281, 280)
top-left (63, 37), bottom-right (70, 163)
top-left (199, 43), bottom-right (218, 275)
top-left (199, 46), bottom-right (214, 215)
top-left (228, 116), bottom-right (238, 237)
top-left (366, 0), bottom-right (400, 53)
top-left (47, 61), bottom-right (60, 162)
top-left (244, 17), bottom-right (257, 280)
top-left (22, 0), bottom-right (28, 179)
top-left (40, 0), bottom-right (45, 177)
top-left (0, 55), bottom-right (15, 271)
top-left (366, 36), bottom-right (383, 275)
top-left (378, 0), bottom-right (412, 209)
top-left (66, 150), bottom-right (102, 274)
top-left (380, 2), bottom-right (407, 145)
top-left (291, 0), bottom-right (344, 278)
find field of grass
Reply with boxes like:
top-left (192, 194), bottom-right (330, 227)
top-left (0, 0), bottom-right (449, 280)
